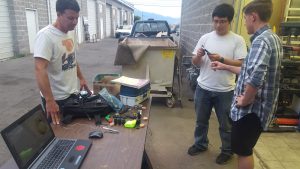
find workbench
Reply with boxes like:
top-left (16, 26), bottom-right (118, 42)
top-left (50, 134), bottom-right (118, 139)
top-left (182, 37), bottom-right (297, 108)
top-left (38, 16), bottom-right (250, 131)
top-left (0, 98), bottom-right (152, 169)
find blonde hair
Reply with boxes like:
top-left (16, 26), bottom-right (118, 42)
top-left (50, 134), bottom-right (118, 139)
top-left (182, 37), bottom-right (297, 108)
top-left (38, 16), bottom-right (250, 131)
top-left (243, 0), bottom-right (273, 22)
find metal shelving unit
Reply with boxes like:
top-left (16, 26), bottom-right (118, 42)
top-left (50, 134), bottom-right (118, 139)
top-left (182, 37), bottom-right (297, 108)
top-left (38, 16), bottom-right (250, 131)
top-left (267, 21), bottom-right (300, 132)
top-left (284, 0), bottom-right (300, 22)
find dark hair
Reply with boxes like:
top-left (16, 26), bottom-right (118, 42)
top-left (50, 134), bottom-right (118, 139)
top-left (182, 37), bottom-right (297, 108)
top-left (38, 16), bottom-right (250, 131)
top-left (56, 0), bottom-right (80, 13)
top-left (243, 0), bottom-right (273, 22)
top-left (212, 3), bottom-right (234, 22)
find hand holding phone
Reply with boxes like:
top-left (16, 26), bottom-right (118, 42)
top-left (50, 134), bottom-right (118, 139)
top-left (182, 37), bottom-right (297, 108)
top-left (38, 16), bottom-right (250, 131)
top-left (201, 45), bottom-right (212, 55)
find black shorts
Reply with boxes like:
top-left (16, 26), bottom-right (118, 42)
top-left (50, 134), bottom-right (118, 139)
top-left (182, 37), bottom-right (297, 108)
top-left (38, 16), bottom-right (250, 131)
top-left (231, 113), bottom-right (263, 156)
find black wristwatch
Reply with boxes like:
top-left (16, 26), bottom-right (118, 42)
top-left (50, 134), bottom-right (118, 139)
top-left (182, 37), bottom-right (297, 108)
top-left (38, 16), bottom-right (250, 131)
top-left (220, 57), bottom-right (224, 63)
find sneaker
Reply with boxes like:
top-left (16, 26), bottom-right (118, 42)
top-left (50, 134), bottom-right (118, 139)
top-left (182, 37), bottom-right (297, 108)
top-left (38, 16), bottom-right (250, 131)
top-left (187, 145), bottom-right (207, 156)
top-left (216, 153), bottom-right (232, 165)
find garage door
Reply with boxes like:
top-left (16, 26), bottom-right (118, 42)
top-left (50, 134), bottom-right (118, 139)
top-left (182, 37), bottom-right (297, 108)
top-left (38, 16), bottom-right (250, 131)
top-left (76, 16), bottom-right (83, 43)
top-left (87, 0), bottom-right (97, 40)
top-left (117, 9), bottom-right (121, 27)
top-left (25, 10), bottom-right (38, 53)
top-left (0, 0), bottom-right (14, 59)
top-left (100, 18), bottom-right (104, 39)
top-left (106, 5), bottom-right (112, 37)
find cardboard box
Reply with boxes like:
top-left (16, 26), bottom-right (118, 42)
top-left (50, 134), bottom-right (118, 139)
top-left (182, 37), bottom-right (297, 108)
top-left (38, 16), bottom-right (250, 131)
top-left (93, 74), bottom-right (120, 96)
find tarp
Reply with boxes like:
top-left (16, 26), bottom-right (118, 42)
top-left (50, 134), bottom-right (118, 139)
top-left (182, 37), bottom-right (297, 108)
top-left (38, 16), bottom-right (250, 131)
top-left (114, 38), bottom-right (177, 65)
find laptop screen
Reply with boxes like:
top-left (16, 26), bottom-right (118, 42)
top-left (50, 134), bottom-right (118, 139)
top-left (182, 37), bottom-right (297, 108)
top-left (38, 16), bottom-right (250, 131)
top-left (1, 105), bottom-right (55, 169)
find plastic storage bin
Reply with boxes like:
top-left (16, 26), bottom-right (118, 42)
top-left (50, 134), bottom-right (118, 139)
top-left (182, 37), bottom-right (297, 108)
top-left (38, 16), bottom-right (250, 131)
top-left (120, 91), bottom-right (150, 107)
top-left (120, 83), bottom-right (150, 97)
top-left (119, 83), bottom-right (150, 106)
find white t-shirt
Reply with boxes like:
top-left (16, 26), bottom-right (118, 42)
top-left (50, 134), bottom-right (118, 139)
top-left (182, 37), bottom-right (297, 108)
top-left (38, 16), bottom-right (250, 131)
top-left (193, 31), bottom-right (247, 92)
top-left (34, 25), bottom-right (78, 100)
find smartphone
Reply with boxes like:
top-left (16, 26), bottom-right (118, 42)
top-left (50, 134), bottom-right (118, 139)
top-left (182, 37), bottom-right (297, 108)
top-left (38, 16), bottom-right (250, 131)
top-left (204, 48), bottom-right (212, 55)
top-left (201, 46), bottom-right (212, 55)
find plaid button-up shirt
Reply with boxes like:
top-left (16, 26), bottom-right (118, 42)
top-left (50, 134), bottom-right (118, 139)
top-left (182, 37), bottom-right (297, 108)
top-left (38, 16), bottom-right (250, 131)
top-left (231, 25), bottom-right (283, 129)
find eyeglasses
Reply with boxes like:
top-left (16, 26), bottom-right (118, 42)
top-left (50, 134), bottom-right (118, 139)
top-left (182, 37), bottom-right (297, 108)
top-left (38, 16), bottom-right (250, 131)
top-left (213, 19), bottom-right (228, 25)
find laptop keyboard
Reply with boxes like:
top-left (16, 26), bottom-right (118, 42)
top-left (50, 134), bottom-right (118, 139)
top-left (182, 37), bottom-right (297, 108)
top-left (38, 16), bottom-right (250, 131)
top-left (37, 140), bottom-right (75, 169)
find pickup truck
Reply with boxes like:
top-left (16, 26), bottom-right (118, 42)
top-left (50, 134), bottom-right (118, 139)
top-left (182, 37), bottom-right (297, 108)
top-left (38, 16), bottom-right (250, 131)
top-left (118, 19), bottom-right (173, 42)
top-left (115, 25), bottom-right (132, 38)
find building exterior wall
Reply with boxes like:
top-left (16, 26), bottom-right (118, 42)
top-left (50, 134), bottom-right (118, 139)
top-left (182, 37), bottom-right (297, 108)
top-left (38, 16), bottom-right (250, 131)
top-left (105, 0), bottom-right (133, 37)
top-left (118, 5), bottom-right (134, 25)
top-left (0, 0), bottom-right (14, 60)
top-left (4, 0), bottom-right (132, 58)
top-left (7, 0), bottom-right (49, 56)
top-left (77, 0), bottom-right (88, 43)
top-left (179, 0), bottom-right (233, 56)
top-left (96, 0), bottom-right (106, 39)
top-left (6, 0), bottom-right (88, 56)
top-left (108, 0), bottom-right (134, 25)
top-left (78, 0), bottom-right (88, 17)
top-left (105, 3), bottom-right (112, 37)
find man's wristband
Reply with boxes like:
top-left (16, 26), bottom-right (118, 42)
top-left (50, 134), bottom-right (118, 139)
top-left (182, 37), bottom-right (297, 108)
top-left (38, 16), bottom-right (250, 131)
top-left (220, 57), bottom-right (224, 63)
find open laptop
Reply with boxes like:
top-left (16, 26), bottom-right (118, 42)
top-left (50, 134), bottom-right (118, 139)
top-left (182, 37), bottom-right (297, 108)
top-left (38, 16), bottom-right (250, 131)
top-left (1, 105), bottom-right (92, 169)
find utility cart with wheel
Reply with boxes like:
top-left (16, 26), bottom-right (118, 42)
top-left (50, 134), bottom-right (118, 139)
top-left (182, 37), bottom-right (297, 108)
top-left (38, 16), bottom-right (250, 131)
top-left (114, 38), bottom-right (178, 107)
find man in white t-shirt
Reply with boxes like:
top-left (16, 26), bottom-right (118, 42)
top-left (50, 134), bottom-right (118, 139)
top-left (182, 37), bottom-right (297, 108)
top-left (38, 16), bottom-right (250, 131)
top-left (34, 0), bottom-right (90, 125)
top-left (187, 3), bottom-right (247, 165)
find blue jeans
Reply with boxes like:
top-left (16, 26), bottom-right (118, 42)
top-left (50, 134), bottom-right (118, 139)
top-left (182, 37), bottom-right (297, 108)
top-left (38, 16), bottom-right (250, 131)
top-left (193, 85), bottom-right (233, 155)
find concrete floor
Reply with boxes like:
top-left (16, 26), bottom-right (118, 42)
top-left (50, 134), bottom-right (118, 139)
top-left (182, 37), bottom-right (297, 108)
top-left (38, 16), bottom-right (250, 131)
top-left (0, 38), bottom-right (300, 168)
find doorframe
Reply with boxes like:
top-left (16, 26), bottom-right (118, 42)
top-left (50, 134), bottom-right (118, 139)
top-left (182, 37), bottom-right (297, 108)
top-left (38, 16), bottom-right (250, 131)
top-left (25, 8), bottom-right (39, 53)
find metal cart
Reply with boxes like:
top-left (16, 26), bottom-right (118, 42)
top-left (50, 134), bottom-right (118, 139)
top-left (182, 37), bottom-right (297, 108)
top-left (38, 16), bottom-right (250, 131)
top-left (116, 38), bottom-right (179, 107)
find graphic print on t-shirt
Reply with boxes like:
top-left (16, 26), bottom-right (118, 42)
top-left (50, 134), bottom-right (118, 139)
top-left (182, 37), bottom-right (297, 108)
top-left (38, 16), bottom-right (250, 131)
top-left (61, 39), bottom-right (76, 71)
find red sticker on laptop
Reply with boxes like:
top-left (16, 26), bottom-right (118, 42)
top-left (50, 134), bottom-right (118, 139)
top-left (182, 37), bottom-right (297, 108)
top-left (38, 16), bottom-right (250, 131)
top-left (75, 145), bottom-right (85, 151)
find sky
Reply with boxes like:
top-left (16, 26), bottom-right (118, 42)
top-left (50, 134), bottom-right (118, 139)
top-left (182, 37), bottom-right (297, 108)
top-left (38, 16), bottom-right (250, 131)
top-left (125, 0), bottom-right (182, 18)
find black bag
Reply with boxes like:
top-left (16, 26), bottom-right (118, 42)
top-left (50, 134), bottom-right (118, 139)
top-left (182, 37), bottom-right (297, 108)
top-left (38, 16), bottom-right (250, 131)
top-left (62, 93), bottom-right (112, 123)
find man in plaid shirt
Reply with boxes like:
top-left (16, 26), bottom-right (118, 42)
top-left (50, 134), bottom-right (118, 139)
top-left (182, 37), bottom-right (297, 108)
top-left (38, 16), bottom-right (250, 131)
top-left (211, 0), bottom-right (283, 168)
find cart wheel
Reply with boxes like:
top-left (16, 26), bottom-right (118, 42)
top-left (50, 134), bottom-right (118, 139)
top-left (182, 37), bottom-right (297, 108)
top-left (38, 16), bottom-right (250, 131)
top-left (166, 96), bottom-right (176, 108)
